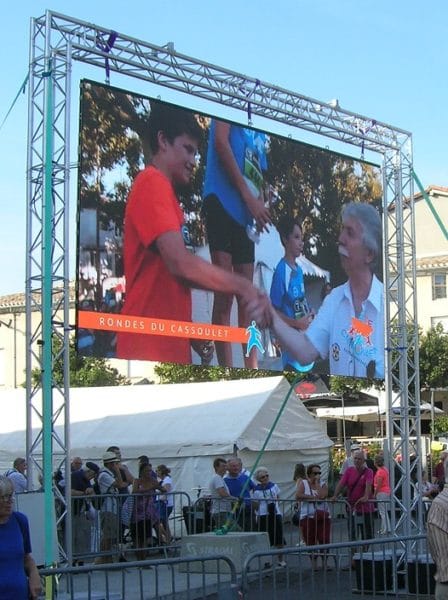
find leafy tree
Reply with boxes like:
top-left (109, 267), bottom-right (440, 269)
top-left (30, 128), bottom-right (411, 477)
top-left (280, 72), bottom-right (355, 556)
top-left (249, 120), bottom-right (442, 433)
top-left (433, 415), bottom-right (448, 437)
top-left (154, 361), bottom-right (320, 387)
top-left (154, 362), bottom-right (279, 384)
top-left (419, 323), bottom-right (448, 390)
top-left (30, 337), bottom-right (129, 388)
top-left (329, 375), bottom-right (383, 395)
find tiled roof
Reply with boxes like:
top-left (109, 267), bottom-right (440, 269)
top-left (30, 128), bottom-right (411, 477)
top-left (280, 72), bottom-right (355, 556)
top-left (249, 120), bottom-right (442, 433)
top-left (0, 283), bottom-right (76, 311)
top-left (0, 292), bottom-right (26, 309)
top-left (414, 185), bottom-right (448, 201)
top-left (416, 255), bottom-right (448, 270)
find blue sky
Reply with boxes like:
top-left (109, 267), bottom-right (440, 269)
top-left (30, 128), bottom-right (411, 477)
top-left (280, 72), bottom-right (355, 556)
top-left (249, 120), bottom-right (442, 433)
top-left (1, 1), bottom-right (447, 296)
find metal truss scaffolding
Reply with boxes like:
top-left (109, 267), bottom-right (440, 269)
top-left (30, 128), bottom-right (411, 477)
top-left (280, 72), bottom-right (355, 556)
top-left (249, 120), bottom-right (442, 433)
top-left (27, 10), bottom-right (421, 565)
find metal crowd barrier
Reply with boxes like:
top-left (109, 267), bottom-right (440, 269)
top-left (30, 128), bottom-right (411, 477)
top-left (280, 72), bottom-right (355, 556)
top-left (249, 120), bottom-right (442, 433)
top-left (39, 554), bottom-right (239, 599)
top-left (241, 533), bottom-right (434, 599)
top-left (192, 496), bottom-right (375, 547)
top-left (67, 491), bottom-right (192, 564)
top-left (41, 531), bottom-right (434, 598)
top-left (64, 488), bottom-right (406, 568)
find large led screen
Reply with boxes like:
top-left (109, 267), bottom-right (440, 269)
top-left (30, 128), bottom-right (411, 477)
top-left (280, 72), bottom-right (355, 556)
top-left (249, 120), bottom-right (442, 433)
top-left (77, 79), bottom-right (384, 379)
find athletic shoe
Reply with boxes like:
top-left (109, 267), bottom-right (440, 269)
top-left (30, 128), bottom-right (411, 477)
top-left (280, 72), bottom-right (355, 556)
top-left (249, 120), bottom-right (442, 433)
top-left (277, 561), bottom-right (287, 568)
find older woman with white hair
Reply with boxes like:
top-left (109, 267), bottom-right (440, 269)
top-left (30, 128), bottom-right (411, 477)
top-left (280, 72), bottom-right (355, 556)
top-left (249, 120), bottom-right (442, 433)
top-left (0, 475), bottom-right (42, 598)
top-left (253, 467), bottom-right (286, 568)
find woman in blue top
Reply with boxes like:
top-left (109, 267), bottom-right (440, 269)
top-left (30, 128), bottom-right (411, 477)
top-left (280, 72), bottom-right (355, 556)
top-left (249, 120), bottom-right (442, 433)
top-left (0, 475), bottom-right (42, 599)
top-left (270, 216), bottom-right (314, 372)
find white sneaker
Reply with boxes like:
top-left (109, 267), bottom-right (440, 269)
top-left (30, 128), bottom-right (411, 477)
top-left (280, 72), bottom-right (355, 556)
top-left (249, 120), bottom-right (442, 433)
top-left (277, 561), bottom-right (287, 568)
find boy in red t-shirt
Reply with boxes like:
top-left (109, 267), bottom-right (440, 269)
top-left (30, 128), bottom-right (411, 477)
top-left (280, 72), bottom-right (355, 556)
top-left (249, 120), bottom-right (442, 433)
top-left (117, 103), bottom-right (270, 363)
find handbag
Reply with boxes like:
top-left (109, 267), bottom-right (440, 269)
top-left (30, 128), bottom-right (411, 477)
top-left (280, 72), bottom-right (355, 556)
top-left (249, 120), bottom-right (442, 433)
top-left (121, 494), bottom-right (135, 526)
top-left (291, 504), bottom-right (301, 527)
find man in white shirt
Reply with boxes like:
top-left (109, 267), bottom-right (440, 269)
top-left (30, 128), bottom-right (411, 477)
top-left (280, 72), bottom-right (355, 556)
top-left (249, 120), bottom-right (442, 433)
top-left (6, 457), bottom-right (28, 493)
top-left (208, 457), bottom-right (232, 529)
top-left (269, 202), bottom-right (384, 379)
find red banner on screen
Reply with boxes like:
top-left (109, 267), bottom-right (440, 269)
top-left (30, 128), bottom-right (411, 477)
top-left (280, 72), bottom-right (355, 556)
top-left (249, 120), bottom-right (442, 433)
top-left (78, 311), bottom-right (248, 343)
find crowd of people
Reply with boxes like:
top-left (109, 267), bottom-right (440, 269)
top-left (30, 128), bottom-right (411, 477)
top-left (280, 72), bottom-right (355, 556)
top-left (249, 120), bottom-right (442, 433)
top-left (53, 447), bottom-right (175, 564)
top-left (75, 448), bottom-right (175, 564)
top-left (3, 446), bottom-right (446, 578)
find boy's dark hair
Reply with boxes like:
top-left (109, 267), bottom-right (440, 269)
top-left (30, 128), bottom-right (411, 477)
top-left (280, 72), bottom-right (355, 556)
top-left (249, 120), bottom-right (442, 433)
top-left (148, 102), bottom-right (203, 153)
top-left (213, 457), bottom-right (227, 470)
top-left (276, 215), bottom-right (302, 247)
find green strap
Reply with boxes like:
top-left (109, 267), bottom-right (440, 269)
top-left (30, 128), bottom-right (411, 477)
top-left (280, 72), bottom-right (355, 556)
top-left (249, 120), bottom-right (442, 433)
top-left (215, 375), bottom-right (302, 534)
top-left (0, 72), bottom-right (29, 132)
top-left (412, 170), bottom-right (448, 240)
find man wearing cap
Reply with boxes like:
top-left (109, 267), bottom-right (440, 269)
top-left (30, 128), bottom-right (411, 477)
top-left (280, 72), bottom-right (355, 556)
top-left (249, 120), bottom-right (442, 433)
top-left (71, 463), bottom-right (98, 563)
top-left (97, 452), bottom-right (125, 563)
top-left (107, 446), bottom-right (134, 493)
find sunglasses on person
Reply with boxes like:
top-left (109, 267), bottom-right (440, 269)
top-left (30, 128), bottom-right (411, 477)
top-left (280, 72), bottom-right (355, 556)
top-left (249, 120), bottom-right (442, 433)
top-left (259, 474), bottom-right (269, 480)
top-left (311, 471), bottom-right (321, 475)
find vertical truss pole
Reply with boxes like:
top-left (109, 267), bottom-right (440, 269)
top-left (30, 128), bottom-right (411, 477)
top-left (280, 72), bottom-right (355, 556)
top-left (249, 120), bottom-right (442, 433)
top-left (26, 11), bottom-right (72, 565)
top-left (42, 13), bottom-right (56, 565)
top-left (384, 143), bottom-right (422, 547)
top-left (63, 39), bottom-right (73, 566)
top-left (25, 19), bottom-right (38, 489)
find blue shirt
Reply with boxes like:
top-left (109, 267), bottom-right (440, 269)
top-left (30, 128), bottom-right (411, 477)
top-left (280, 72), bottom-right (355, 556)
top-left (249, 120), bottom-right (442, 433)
top-left (270, 257), bottom-right (313, 372)
top-left (224, 473), bottom-right (256, 507)
top-left (0, 511), bottom-right (32, 599)
top-left (203, 121), bottom-right (268, 227)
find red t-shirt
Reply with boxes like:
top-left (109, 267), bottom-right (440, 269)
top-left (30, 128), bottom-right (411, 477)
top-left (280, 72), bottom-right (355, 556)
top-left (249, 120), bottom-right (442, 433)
top-left (116, 166), bottom-right (191, 363)
top-left (374, 466), bottom-right (391, 494)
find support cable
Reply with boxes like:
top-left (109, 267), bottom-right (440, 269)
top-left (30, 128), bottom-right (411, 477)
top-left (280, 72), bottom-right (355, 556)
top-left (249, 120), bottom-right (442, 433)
top-left (412, 170), bottom-right (448, 240)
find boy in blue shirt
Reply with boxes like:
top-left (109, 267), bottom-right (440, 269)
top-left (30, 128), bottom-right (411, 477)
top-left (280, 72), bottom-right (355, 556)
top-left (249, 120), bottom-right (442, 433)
top-left (270, 216), bottom-right (314, 372)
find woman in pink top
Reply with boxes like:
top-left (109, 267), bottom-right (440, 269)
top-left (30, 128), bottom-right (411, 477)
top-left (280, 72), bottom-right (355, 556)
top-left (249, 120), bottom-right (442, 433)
top-left (374, 455), bottom-right (391, 535)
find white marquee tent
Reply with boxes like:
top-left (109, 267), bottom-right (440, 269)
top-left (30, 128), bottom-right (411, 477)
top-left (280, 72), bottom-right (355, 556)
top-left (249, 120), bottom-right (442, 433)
top-left (0, 376), bottom-right (332, 500)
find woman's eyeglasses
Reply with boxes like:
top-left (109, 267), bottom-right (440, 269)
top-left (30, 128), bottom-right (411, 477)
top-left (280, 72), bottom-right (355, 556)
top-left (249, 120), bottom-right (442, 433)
top-left (0, 494), bottom-right (15, 502)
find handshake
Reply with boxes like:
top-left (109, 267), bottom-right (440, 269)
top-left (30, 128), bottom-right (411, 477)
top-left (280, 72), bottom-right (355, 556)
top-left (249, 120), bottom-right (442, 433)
top-left (241, 289), bottom-right (274, 330)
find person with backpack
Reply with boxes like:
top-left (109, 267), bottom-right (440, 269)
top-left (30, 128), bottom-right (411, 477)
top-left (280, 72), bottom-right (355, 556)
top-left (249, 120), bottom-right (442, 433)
top-left (96, 452), bottom-right (125, 563)
top-left (5, 458), bottom-right (28, 493)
